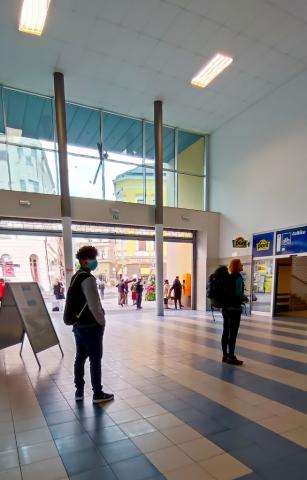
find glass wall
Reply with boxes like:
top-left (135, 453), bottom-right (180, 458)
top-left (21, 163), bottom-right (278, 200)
top-left (0, 87), bottom-right (59, 195)
top-left (177, 131), bottom-right (205, 210)
top-left (0, 85), bottom-right (206, 210)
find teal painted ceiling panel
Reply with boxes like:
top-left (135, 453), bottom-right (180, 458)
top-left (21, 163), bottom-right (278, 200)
top-left (178, 131), bottom-right (202, 153)
top-left (145, 122), bottom-right (174, 165)
top-left (103, 112), bottom-right (142, 157)
top-left (0, 88), bottom-right (4, 134)
top-left (3, 88), bottom-right (54, 141)
top-left (66, 103), bottom-right (100, 149)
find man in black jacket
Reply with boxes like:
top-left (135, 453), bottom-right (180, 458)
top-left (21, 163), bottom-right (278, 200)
top-left (65, 246), bottom-right (114, 404)
top-left (170, 276), bottom-right (183, 309)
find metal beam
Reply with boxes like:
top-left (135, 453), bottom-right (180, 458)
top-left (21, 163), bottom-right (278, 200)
top-left (53, 72), bottom-right (74, 286)
top-left (154, 100), bottom-right (164, 316)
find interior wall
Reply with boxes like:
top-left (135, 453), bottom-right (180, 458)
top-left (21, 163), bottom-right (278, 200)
top-left (210, 69), bottom-right (307, 259)
top-left (165, 243), bottom-right (192, 285)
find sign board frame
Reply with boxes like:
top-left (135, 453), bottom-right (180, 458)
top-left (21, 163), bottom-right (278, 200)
top-left (276, 226), bottom-right (307, 255)
top-left (0, 282), bottom-right (63, 368)
top-left (252, 232), bottom-right (274, 258)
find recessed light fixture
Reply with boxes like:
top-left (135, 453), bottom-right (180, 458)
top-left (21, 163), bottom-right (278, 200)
top-left (19, 0), bottom-right (51, 36)
top-left (191, 53), bottom-right (233, 88)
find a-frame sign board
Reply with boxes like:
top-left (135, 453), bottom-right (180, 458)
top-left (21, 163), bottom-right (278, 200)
top-left (0, 282), bottom-right (63, 368)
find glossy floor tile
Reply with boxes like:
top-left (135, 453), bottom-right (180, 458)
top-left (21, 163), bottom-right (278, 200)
top-left (0, 309), bottom-right (307, 479)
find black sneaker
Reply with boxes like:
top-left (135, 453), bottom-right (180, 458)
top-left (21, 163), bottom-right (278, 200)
top-left (75, 390), bottom-right (84, 401)
top-left (222, 355), bottom-right (228, 363)
top-left (227, 357), bottom-right (243, 366)
top-left (93, 392), bottom-right (114, 404)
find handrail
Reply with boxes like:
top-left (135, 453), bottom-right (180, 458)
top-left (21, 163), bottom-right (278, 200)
top-left (291, 275), bottom-right (307, 287)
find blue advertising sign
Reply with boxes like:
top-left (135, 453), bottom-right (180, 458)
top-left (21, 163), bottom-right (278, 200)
top-left (252, 232), bottom-right (274, 257)
top-left (276, 227), bottom-right (307, 255)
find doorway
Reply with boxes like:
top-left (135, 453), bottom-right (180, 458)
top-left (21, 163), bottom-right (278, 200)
top-left (0, 220), bottom-right (195, 312)
top-left (274, 256), bottom-right (307, 317)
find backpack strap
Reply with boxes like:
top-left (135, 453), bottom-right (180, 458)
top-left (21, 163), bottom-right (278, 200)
top-left (70, 270), bottom-right (91, 320)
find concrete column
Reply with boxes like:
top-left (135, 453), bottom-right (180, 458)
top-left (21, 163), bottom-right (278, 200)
top-left (53, 72), bottom-right (74, 287)
top-left (154, 100), bottom-right (164, 316)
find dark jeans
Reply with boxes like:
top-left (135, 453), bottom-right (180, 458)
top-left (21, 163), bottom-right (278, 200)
top-left (137, 293), bottom-right (142, 309)
top-left (73, 325), bottom-right (104, 395)
top-left (221, 308), bottom-right (241, 358)
top-left (174, 295), bottom-right (182, 309)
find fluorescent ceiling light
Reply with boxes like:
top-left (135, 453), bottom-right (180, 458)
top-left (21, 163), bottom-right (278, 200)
top-left (191, 53), bottom-right (233, 88)
top-left (19, 0), bottom-right (51, 36)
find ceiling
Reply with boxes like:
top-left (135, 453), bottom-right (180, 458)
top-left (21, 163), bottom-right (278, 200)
top-left (1, 0), bottom-right (307, 133)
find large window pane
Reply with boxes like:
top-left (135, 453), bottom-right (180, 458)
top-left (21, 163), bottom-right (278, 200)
top-left (178, 174), bottom-right (204, 210)
top-left (145, 122), bottom-right (175, 169)
top-left (0, 87), bottom-right (4, 135)
top-left (5, 144), bottom-right (58, 194)
top-left (68, 154), bottom-right (102, 199)
top-left (164, 170), bottom-right (175, 207)
top-left (178, 131), bottom-right (204, 175)
top-left (66, 103), bottom-right (100, 155)
top-left (0, 143), bottom-right (10, 190)
top-left (106, 161), bottom-right (144, 203)
top-left (3, 88), bottom-right (54, 144)
top-left (103, 112), bottom-right (142, 163)
top-left (145, 167), bottom-right (155, 205)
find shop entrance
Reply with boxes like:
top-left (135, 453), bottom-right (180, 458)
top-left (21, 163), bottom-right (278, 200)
top-left (0, 220), bottom-right (194, 312)
top-left (274, 256), bottom-right (307, 317)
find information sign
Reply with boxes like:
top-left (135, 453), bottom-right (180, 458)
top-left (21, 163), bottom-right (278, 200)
top-left (0, 282), bottom-right (63, 367)
top-left (276, 227), bottom-right (307, 255)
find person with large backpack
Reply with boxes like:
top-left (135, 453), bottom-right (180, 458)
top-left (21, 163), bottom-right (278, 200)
top-left (64, 245), bottom-right (114, 404)
top-left (207, 259), bottom-right (246, 365)
top-left (222, 258), bottom-right (246, 365)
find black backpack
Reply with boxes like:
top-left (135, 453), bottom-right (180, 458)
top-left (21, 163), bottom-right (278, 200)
top-left (207, 266), bottom-right (230, 309)
top-left (63, 270), bottom-right (90, 326)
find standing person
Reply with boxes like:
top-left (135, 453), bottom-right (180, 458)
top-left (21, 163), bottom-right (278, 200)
top-left (64, 246), bottom-right (114, 404)
top-left (136, 278), bottom-right (143, 310)
top-left (53, 280), bottom-right (65, 311)
top-left (0, 278), bottom-right (5, 306)
top-left (164, 279), bottom-right (170, 309)
top-left (131, 279), bottom-right (137, 305)
top-left (221, 258), bottom-right (246, 366)
top-left (169, 276), bottom-right (183, 310)
top-left (124, 278), bottom-right (129, 306)
top-left (116, 279), bottom-right (125, 307)
top-left (97, 276), bottom-right (105, 301)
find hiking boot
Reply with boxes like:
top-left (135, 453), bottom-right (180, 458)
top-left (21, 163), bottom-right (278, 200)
top-left (75, 390), bottom-right (84, 401)
top-left (227, 357), bottom-right (243, 366)
top-left (93, 392), bottom-right (114, 404)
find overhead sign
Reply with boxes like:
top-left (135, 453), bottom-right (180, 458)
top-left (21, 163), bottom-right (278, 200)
top-left (0, 282), bottom-right (63, 367)
top-left (252, 232), bottom-right (274, 257)
top-left (232, 236), bottom-right (250, 248)
top-left (276, 226), bottom-right (307, 255)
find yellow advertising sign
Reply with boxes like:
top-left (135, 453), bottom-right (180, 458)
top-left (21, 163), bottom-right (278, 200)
top-left (256, 239), bottom-right (271, 252)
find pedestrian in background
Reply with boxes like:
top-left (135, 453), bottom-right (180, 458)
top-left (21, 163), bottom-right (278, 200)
top-left (136, 278), bottom-right (144, 310)
top-left (169, 276), bottom-right (183, 310)
top-left (164, 279), bottom-right (170, 309)
top-left (131, 279), bottom-right (137, 305)
top-left (116, 279), bottom-right (125, 307)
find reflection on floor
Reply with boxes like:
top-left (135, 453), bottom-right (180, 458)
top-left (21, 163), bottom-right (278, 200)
top-left (1, 309), bottom-right (307, 479)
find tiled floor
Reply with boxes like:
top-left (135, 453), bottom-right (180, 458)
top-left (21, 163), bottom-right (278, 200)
top-left (1, 308), bottom-right (307, 479)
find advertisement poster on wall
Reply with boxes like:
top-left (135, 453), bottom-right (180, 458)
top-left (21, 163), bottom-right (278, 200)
top-left (276, 227), bottom-right (307, 255)
top-left (252, 232), bottom-right (274, 258)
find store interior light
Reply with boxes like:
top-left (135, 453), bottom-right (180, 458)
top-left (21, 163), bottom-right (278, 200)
top-left (191, 53), bottom-right (233, 88)
top-left (19, 0), bottom-right (51, 36)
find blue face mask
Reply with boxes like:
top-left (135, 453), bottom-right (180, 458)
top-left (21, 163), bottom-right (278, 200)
top-left (87, 259), bottom-right (98, 271)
